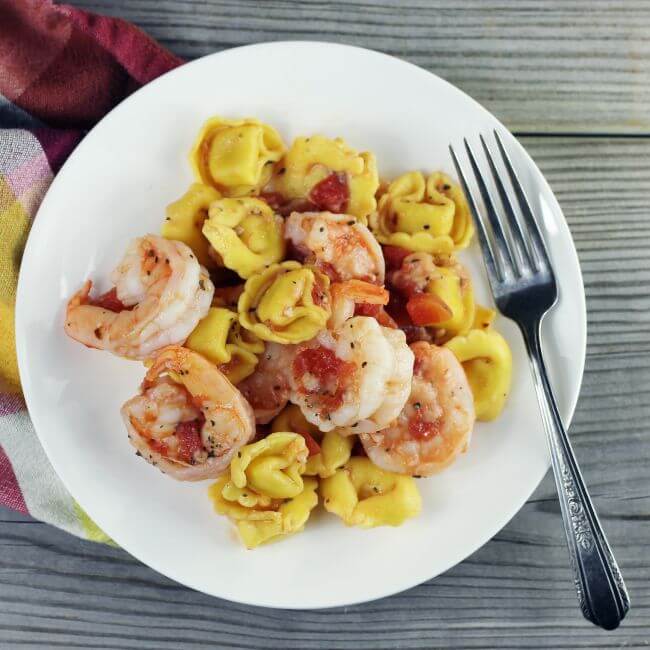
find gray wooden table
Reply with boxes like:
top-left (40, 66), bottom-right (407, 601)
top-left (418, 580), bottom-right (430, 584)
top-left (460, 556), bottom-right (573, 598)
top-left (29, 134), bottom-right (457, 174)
top-left (2, 1), bottom-right (649, 648)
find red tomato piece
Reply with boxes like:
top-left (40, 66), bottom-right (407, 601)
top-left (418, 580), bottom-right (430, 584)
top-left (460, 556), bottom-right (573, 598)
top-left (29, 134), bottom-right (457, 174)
top-left (406, 293), bottom-right (452, 326)
top-left (259, 191), bottom-right (285, 210)
top-left (89, 287), bottom-right (127, 312)
top-left (309, 172), bottom-right (349, 213)
top-left (354, 302), bottom-right (398, 329)
top-left (296, 430), bottom-right (321, 457)
top-left (408, 408), bottom-right (441, 440)
top-left (382, 245), bottom-right (411, 271)
top-left (175, 419), bottom-right (205, 464)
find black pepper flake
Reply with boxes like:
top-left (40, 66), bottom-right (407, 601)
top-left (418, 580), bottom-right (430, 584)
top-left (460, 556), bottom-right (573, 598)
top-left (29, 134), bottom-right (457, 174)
top-left (146, 270), bottom-right (151, 276)
top-left (210, 420), bottom-right (215, 426)
top-left (154, 256), bottom-right (159, 263)
top-left (147, 249), bottom-right (155, 257)
top-left (319, 227), bottom-right (325, 232)
top-left (373, 486), bottom-right (379, 493)
top-left (189, 254), bottom-right (194, 259)
top-left (165, 216), bottom-right (171, 221)
top-left (413, 474), bottom-right (422, 479)
top-left (279, 167), bottom-right (286, 175)
top-left (350, 342), bottom-right (355, 349)
top-left (237, 451), bottom-right (242, 458)
top-left (361, 361), bottom-right (367, 368)
top-left (423, 224), bottom-right (430, 230)
top-left (199, 279), bottom-right (205, 290)
top-left (347, 220), bottom-right (355, 226)
top-left (414, 402), bottom-right (421, 409)
top-left (242, 492), bottom-right (248, 497)
top-left (94, 327), bottom-right (103, 339)
top-left (135, 451), bottom-right (142, 457)
top-left (165, 258), bottom-right (170, 264)
top-left (442, 184), bottom-right (451, 190)
top-left (351, 422), bottom-right (359, 428)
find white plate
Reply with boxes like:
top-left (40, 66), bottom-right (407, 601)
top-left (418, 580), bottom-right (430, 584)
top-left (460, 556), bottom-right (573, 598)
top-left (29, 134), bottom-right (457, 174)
top-left (15, 42), bottom-right (586, 609)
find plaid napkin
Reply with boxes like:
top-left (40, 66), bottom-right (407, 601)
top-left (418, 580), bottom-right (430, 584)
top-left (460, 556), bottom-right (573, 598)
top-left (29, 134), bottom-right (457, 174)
top-left (0, 0), bottom-right (181, 540)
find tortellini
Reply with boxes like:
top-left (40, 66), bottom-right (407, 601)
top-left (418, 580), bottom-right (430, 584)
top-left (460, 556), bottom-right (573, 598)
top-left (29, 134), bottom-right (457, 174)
top-left (209, 475), bottom-right (318, 549)
top-left (239, 261), bottom-right (331, 343)
top-left (185, 307), bottom-right (264, 384)
top-left (321, 457), bottom-right (421, 528)
top-left (274, 135), bottom-right (379, 223)
top-left (271, 405), bottom-right (354, 478)
top-left (202, 197), bottom-right (285, 278)
top-left (371, 171), bottom-right (474, 253)
top-left (162, 183), bottom-right (221, 268)
top-left (190, 116), bottom-right (285, 196)
top-left (445, 328), bottom-right (512, 421)
top-left (208, 432), bottom-right (317, 548)
top-left (473, 304), bottom-right (496, 331)
top-left (425, 261), bottom-right (475, 340)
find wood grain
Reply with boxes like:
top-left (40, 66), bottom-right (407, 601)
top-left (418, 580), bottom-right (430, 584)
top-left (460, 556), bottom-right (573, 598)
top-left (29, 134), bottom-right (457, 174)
top-left (70, 0), bottom-right (650, 134)
top-left (1, 136), bottom-right (648, 648)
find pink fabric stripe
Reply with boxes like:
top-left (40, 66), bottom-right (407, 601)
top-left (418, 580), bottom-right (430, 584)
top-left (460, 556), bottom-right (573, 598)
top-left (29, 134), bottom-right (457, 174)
top-left (0, 393), bottom-right (26, 417)
top-left (0, 443), bottom-right (28, 514)
top-left (33, 127), bottom-right (81, 173)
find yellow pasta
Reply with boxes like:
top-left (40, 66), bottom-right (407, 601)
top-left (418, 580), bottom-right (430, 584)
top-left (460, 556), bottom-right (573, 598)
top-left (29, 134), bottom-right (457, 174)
top-left (271, 405), bottom-right (354, 478)
top-left (209, 475), bottom-right (318, 549)
top-left (426, 262), bottom-right (475, 339)
top-left (162, 183), bottom-right (221, 268)
top-left (230, 432), bottom-right (308, 499)
top-left (190, 116), bottom-right (285, 196)
top-left (320, 457), bottom-right (421, 528)
top-left (370, 171), bottom-right (473, 253)
top-left (274, 135), bottom-right (379, 223)
top-left (472, 304), bottom-right (496, 331)
top-left (202, 197), bottom-right (285, 278)
top-left (185, 307), bottom-right (264, 384)
top-left (238, 261), bottom-right (331, 343)
top-left (445, 328), bottom-right (512, 421)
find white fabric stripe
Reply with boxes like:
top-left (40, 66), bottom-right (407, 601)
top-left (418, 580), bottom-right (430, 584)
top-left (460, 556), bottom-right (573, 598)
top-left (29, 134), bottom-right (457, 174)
top-left (0, 408), bottom-right (85, 538)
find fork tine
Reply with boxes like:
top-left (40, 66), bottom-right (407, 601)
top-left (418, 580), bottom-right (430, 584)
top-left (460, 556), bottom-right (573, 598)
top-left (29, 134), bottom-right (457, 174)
top-left (493, 129), bottom-right (550, 270)
top-left (479, 134), bottom-right (535, 273)
top-left (448, 144), bottom-right (501, 287)
top-left (463, 138), bottom-right (517, 278)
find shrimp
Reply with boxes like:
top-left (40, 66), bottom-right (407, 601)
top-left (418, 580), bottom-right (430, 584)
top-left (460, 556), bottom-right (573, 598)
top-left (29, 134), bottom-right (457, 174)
top-left (65, 235), bottom-right (214, 359)
top-left (238, 342), bottom-right (296, 424)
top-left (360, 342), bottom-right (475, 476)
top-left (121, 346), bottom-right (255, 480)
top-left (289, 316), bottom-right (413, 434)
top-left (285, 211), bottom-right (385, 284)
top-left (328, 279), bottom-right (391, 329)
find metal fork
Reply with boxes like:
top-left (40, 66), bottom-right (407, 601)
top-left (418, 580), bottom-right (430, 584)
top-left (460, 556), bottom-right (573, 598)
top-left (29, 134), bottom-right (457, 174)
top-left (449, 132), bottom-right (630, 630)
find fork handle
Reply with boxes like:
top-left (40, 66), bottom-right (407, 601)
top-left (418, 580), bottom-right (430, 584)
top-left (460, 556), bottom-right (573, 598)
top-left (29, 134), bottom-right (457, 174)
top-left (520, 319), bottom-right (630, 630)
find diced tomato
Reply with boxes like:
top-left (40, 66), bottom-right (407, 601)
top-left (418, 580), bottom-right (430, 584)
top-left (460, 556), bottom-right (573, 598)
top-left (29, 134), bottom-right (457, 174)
top-left (354, 302), bottom-right (398, 329)
top-left (309, 172), bottom-right (349, 213)
top-left (315, 260), bottom-right (341, 283)
top-left (292, 346), bottom-right (355, 411)
top-left (296, 430), bottom-right (321, 457)
top-left (147, 438), bottom-right (168, 456)
top-left (408, 409), bottom-right (441, 440)
top-left (175, 419), bottom-right (205, 464)
top-left (89, 287), bottom-right (127, 312)
top-left (259, 191), bottom-right (285, 210)
top-left (406, 293), bottom-right (452, 326)
top-left (382, 245), bottom-right (411, 271)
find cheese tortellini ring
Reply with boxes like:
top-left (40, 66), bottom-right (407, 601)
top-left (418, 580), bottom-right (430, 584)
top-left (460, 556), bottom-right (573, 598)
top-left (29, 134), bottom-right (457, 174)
top-left (239, 261), bottom-right (331, 344)
top-left (271, 405), bottom-right (354, 478)
top-left (473, 304), bottom-right (496, 331)
top-left (274, 135), bottom-right (379, 223)
top-left (231, 432), bottom-right (309, 500)
top-left (202, 197), bottom-right (285, 278)
top-left (426, 264), bottom-right (475, 338)
top-left (190, 116), bottom-right (285, 196)
top-left (185, 307), bottom-right (264, 384)
top-left (445, 328), bottom-right (512, 421)
top-left (162, 183), bottom-right (221, 268)
top-left (321, 457), bottom-right (421, 528)
top-left (209, 475), bottom-right (318, 549)
top-left (371, 171), bottom-right (474, 253)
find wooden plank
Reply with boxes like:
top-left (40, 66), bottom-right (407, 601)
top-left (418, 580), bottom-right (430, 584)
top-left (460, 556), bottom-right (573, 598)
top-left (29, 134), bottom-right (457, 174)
top-left (70, 0), bottom-right (650, 134)
top-left (0, 136), bottom-right (648, 647)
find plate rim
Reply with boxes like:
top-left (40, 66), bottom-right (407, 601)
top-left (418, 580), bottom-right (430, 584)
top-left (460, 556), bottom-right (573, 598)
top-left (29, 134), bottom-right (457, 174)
top-left (15, 40), bottom-right (587, 609)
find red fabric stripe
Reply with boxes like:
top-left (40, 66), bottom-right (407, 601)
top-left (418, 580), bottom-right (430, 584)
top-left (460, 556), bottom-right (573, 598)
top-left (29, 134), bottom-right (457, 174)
top-left (33, 127), bottom-right (83, 173)
top-left (0, 1), bottom-right (182, 129)
top-left (0, 445), bottom-right (28, 515)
